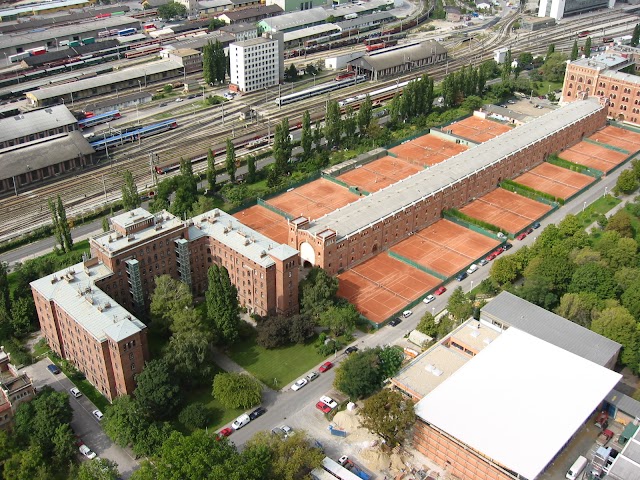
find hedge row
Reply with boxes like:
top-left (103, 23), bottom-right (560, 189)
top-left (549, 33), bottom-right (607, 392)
top-left (443, 208), bottom-right (503, 234)
top-left (500, 179), bottom-right (564, 205)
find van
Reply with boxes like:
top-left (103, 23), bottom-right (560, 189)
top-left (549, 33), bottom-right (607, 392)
top-left (231, 413), bottom-right (250, 430)
top-left (566, 455), bottom-right (588, 480)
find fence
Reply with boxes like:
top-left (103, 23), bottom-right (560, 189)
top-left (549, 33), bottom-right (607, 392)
top-left (385, 128), bottom-right (432, 150)
top-left (429, 127), bottom-right (479, 148)
top-left (547, 156), bottom-right (602, 179)
top-left (499, 180), bottom-right (562, 206)
top-left (442, 211), bottom-right (502, 239)
top-left (322, 148), bottom-right (387, 178)
top-left (388, 250), bottom-right (447, 280)
top-left (256, 198), bottom-right (293, 220)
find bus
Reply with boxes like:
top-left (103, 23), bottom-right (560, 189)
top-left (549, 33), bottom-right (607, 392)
top-left (77, 110), bottom-right (122, 130)
top-left (118, 28), bottom-right (137, 36)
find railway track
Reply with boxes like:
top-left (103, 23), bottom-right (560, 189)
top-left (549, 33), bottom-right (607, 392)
top-left (1, 9), bottom-right (638, 242)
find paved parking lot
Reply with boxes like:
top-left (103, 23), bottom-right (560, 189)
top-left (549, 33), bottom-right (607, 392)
top-left (23, 358), bottom-right (139, 479)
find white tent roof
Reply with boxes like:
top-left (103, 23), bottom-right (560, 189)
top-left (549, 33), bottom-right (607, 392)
top-left (415, 327), bottom-right (621, 479)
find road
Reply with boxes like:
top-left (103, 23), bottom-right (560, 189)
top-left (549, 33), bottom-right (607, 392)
top-left (23, 359), bottom-right (139, 478)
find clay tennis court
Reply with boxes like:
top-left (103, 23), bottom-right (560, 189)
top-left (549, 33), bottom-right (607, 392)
top-left (444, 116), bottom-right (511, 143)
top-left (589, 125), bottom-right (640, 153)
top-left (233, 205), bottom-right (289, 244)
top-left (559, 140), bottom-right (628, 173)
top-left (460, 188), bottom-right (552, 233)
top-left (266, 178), bottom-right (360, 221)
top-left (388, 135), bottom-right (468, 166)
top-left (513, 162), bottom-right (595, 200)
top-left (336, 156), bottom-right (423, 193)
top-left (337, 254), bottom-right (440, 324)
top-left (390, 220), bottom-right (501, 278)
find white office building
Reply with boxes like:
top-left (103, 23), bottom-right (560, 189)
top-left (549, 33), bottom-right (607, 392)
top-left (537, 0), bottom-right (613, 20)
top-left (230, 34), bottom-right (283, 93)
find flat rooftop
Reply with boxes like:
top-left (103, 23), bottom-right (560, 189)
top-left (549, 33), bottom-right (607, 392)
top-left (393, 320), bottom-right (500, 399)
top-left (570, 53), bottom-right (631, 70)
top-left (283, 24), bottom-right (339, 43)
top-left (607, 426), bottom-right (640, 479)
top-left (481, 291), bottom-right (621, 367)
top-left (189, 209), bottom-right (298, 267)
top-left (0, 0), bottom-right (88, 18)
top-left (30, 261), bottom-right (146, 343)
top-left (415, 328), bottom-right (621, 480)
top-left (305, 99), bottom-right (604, 241)
top-left (0, 105), bottom-right (77, 144)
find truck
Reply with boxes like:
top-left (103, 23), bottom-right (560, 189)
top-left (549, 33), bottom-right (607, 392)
top-left (596, 428), bottom-right (614, 447)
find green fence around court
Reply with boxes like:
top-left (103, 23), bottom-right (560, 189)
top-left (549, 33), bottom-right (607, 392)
top-left (442, 212), bottom-right (502, 239)
top-left (256, 198), bottom-right (293, 220)
top-left (388, 250), bottom-right (447, 281)
top-left (547, 156), bottom-right (602, 179)
top-left (499, 180), bottom-right (562, 206)
top-left (385, 128), bottom-right (432, 150)
top-left (322, 148), bottom-right (387, 177)
top-left (583, 137), bottom-right (630, 155)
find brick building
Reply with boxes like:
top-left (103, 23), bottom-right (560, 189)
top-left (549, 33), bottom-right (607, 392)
top-left (0, 347), bottom-right (35, 430)
top-left (31, 207), bottom-right (298, 400)
top-left (561, 49), bottom-right (640, 124)
top-left (288, 99), bottom-right (608, 275)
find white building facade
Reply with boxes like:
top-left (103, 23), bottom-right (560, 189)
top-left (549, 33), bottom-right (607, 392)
top-left (230, 35), bottom-right (283, 92)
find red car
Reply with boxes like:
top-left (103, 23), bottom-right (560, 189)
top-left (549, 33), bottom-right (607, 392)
top-left (435, 286), bottom-right (447, 295)
top-left (516, 233), bottom-right (527, 240)
top-left (493, 248), bottom-right (504, 256)
top-left (219, 427), bottom-right (233, 437)
top-left (525, 227), bottom-right (534, 235)
top-left (318, 361), bottom-right (333, 373)
top-left (316, 401), bottom-right (332, 413)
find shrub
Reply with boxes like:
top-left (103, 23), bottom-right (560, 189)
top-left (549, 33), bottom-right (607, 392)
top-left (178, 402), bottom-right (209, 430)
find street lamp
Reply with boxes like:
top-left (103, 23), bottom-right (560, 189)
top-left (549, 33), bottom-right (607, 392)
top-left (137, 80), bottom-right (142, 92)
top-left (470, 280), bottom-right (474, 293)
top-left (604, 186), bottom-right (608, 197)
top-left (583, 201), bottom-right (587, 212)
top-left (432, 306), bottom-right (435, 316)
top-left (312, 72), bottom-right (316, 87)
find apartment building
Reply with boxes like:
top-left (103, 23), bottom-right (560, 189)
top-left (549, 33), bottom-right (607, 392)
top-left (561, 48), bottom-right (640, 124)
top-left (0, 347), bottom-right (35, 430)
top-left (229, 34), bottom-right (284, 93)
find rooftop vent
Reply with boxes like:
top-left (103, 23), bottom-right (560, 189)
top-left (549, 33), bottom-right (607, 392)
top-left (50, 275), bottom-right (58, 284)
top-left (155, 224), bottom-right (163, 231)
top-left (425, 364), bottom-right (443, 377)
top-left (260, 250), bottom-right (267, 257)
top-left (127, 234), bottom-right (135, 242)
top-left (85, 295), bottom-right (94, 305)
top-left (45, 108), bottom-right (52, 114)
top-left (470, 330), bottom-right (480, 338)
top-left (244, 238), bottom-right (250, 246)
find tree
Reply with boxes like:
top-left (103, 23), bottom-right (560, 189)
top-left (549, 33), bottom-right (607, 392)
top-left (357, 94), bottom-right (373, 136)
top-left (206, 148), bottom-right (217, 191)
top-left (149, 275), bottom-right (193, 333)
top-left (121, 170), bottom-right (141, 211)
top-left (49, 196), bottom-right (72, 253)
top-left (312, 120), bottom-right (323, 151)
top-left (570, 40), bottom-right (579, 61)
top-left (273, 117), bottom-right (292, 174)
top-left (359, 389), bottom-right (416, 447)
top-left (592, 306), bottom-right (640, 369)
top-left (206, 264), bottom-right (240, 343)
top-left (568, 263), bottom-right (619, 300)
top-left (416, 311), bottom-right (438, 338)
top-left (101, 216), bottom-right (110, 232)
top-left (51, 423), bottom-right (76, 468)
top-left (633, 23), bottom-right (640, 48)
top-left (518, 52), bottom-right (534, 66)
top-left (203, 41), bottom-right (216, 85)
top-left (333, 348), bottom-right (382, 399)
top-left (225, 138), bottom-right (236, 183)
top-left (247, 155), bottom-right (257, 183)
top-left (501, 49), bottom-right (512, 82)
top-left (158, 0), bottom-right (187, 20)
top-left (213, 372), bottom-right (262, 409)
top-left (343, 106), bottom-right (357, 145)
top-left (0, 262), bottom-right (9, 328)
top-left (244, 431), bottom-right (324, 480)
top-left (288, 313), bottom-right (315, 344)
top-left (178, 402), bottom-right (209, 430)
top-left (584, 37), bottom-right (592, 58)
top-left (490, 254), bottom-right (521, 285)
top-left (541, 52), bottom-right (568, 82)
top-left (104, 396), bottom-right (150, 448)
top-left (209, 18), bottom-right (225, 30)
top-left (319, 304), bottom-right (358, 336)
top-left (606, 210), bottom-right (635, 238)
top-left (378, 346), bottom-right (404, 380)
top-left (324, 100), bottom-right (342, 147)
top-left (622, 278), bottom-right (640, 320)
top-left (546, 43), bottom-right (555, 58)
top-left (257, 315), bottom-right (291, 349)
top-left (285, 63), bottom-right (298, 81)
top-left (166, 308), bottom-right (213, 378)
top-left (9, 296), bottom-right (34, 338)
top-left (301, 110), bottom-right (312, 159)
top-left (77, 458), bottom-right (120, 480)
top-left (134, 359), bottom-right (182, 419)
top-left (2, 445), bottom-right (51, 480)
top-left (556, 292), bottom-right (602, 328)
top-left (300, 267), bottom-right (338, 320)
top-left (447, 287), bottom-right (473, 321)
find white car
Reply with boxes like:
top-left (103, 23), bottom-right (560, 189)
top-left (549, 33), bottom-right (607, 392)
top-left (232, 413), bottom-right (251, 430)
top-left (92, 409), bottom-right (104, 421)
top-left (79, 444), bottom-right (97, 460)
top-left (223, 93), bottom-right (235, 99)
top-left (423, 295), bottom-right (436, 304)
top-left (402, 310), bottom-right (412, 318)
top-left (319, 396), bottom-right (338, 409)
top-left (175, 97), bottom-right (184, 102)
top-left (291, 378), bottom-right (308, 391)
top-left (69, 387), bottom-right (82, 398)
top-left (466, 264), bottom-right (479, 275)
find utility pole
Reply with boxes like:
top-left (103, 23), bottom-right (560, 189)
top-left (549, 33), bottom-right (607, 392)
top-left (102, 175), bottom-right (107, 203)
top-left (149, 152), bottom-right (158, 186)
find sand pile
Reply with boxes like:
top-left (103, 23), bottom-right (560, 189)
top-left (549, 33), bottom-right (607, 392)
top-left (333, 410), bottom-right (379, 444)
top-left (359, 447), bottom-right (392, 472)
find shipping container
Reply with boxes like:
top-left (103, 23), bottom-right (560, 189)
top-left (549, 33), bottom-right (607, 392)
top-left (82, 37), bottom-right (95, 45)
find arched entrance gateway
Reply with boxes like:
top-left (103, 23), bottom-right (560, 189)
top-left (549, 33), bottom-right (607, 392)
top-left (299, 242), bottom-right (315, 268)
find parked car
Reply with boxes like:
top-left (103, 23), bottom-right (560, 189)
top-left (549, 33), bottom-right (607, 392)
top-left (318, 361), bottom-right (333, 373)
top-left (503, 243), bottom-right (513, 250)
top-left (159, 102), bottom-right (167, 107)
top-left (319, 396), bottom-right (338, 409)
top-left (423, 294), bottom-right (436, 304)
top-left (402, 310), bottom-right (412, 318)
top-left (466, 264), bottom-right (478, 275)
top-left (79, 444), bottom-right (96, 460)
top-left (188, 94), bottom-right (198, 99)
top-left (232, 413), bottom-right (251, 430)
top-left (291, 378), bottom-right (308, 391)
top-left (345, 346), bottom-right (359, 355)
top-left (526, 227), bottom-right (534, 234)
top-left (306, 371), bottom-right (319, 382)
top-left (478, 259), bottom-right (488, 266)
top-left (218, 427), bottom-right (233, 437)
top-left (389, 317), bottom-right (402, 327)
top-left (69, 387), bottom-right (82, 398)
top-left (316, 401), bottom-right (332, 413)
top-left (92, 409), bottom-right (104, 421)
top-left (533, 221), bottom-right (541, 229)
top-left (516, 233), bottom-right (527, 240)
top-left (249, 406), bottom-right (266, 420)
top-left (456, 271), bottom-right (468, 281)
top-left (497, 232), bottom-right (507, 239)
top-left (175, 97), bottom-right (183, 102)
top-left (47, 364), bottom-right (61, 375)
top-left (435, 286), bottom-right (447, 295)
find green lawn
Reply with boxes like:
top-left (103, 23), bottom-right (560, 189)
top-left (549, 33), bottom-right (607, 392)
top-left (576, 194), bottom-right (621, 229)
top-left (178, 382), bottom-right (245, 433)
top-left (228, 334), bottom-right (327, 389)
